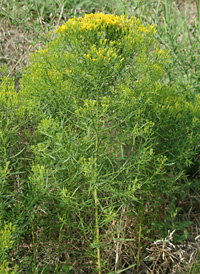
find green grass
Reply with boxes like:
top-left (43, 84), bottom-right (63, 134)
top-left (1, 1), bottom-right (200, 273)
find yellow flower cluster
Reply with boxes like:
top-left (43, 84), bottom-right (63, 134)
top-left (84, 44), bottom-right (124, 64)
top-left (156, 48), bottom-right (164, 55)
top-left (48, 68), bottom-right (72, 81)
top-left (147, 24), bottom-right (156, 33)
top-left (38, 48), bottom-right (48, 56)
top-left (66, 69), bottom-right (72, 74)
top-left (138, 26), bottom-right (148, 33)
top-left (56, 13), bottom-right (156, 37)
top-left (57, 13), bottom-right (134, 34)
top-left (84, 46), bottom-right (110, 62)
top-left (48, 69), bottom-right (63, 77)
top-left (138, 24), bottom-right (156, 34)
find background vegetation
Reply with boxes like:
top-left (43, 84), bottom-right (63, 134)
top-left (1, 1), bottom-right (200, 273)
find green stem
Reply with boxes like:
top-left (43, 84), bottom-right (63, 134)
top-left (136, 224), bottom-right (142, 274)
top-left (56, 221), bottom-right (65, 273)
top-left (94, 130), bottom-right (101, 274)
top-left (94, 187), bottom-right (101, 274)
top-left (31, 217), bottom-right (36, 274)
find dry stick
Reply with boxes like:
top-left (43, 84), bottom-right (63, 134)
top-left (56, 2), bottom-right (65, 28)
top-left (150, 251), bottom-right (162, 274)
top-left (197, 0), bottom-right (200, 11)
top-left (34, 0), bottom-right (44, 30)
top-left (115, 233), bottom-right (120, 271)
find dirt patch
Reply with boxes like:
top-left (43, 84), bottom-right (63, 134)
top-left (176, 0), bottom-right (198, 24)
top-left (0, 19), bottom-right (48, 78)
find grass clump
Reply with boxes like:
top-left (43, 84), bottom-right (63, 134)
top-left (1, 12), bottom-right (200, 273)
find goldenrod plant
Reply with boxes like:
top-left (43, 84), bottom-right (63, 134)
top-left (0, 220), bottom-right (18, 274)
top-left (1, 12), bottom-right (200, 273)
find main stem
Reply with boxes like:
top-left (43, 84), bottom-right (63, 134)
top-left (94, 131), bottom-right (101, 274)
top-left (94, 187), bottom-right (101, 274)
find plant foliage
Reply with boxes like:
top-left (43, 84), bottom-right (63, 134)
top-left (1, 13), bottom-right (200, 273)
